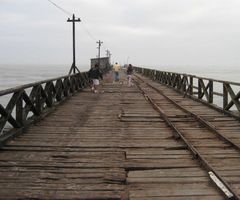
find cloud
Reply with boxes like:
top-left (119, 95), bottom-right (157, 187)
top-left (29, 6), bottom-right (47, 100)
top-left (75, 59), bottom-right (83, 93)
top-left (1, 0), bottom-right (240, 67)
top-left (112, 25), bottom-right (165, 37)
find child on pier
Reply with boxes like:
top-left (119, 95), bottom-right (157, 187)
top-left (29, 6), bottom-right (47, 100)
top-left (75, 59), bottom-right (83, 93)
top-left (88, 63), bottom-right (103, 93)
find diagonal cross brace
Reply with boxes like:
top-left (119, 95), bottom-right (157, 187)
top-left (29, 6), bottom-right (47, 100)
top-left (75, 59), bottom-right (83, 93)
top-left (224, 84), bottom-right (240, 111)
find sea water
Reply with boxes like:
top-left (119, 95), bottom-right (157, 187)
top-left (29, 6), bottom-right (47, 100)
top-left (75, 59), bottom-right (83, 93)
top-left (0, 64), bottom-right (90, 91)
top-left (0, 64), bottom-right (239, 91)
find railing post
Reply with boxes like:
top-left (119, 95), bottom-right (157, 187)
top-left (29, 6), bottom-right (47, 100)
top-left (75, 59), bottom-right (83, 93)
top-left (189, 76), bottom-right (193, 95)
top-left (198, 79), bottom-right (202, 99)
top-left (172, 73), bottom-right (176, 88)
top-left (155, 71), bottom-right (159, 82)
top-left (223, 83), bottom-right (228, 110)
top-left (45, 82), bottom-right (53, 107)
top-left (182, 76), bottom-right (187, 92)
top-left (209, 80), bottom-right (213, 104)
top-left (159, 71), bottom-right (162, 83)
top-left (177, 74), bottom-right (182, 91)
top-left (166, 73), bottom-right (170, 85)
top-left (36, 86), bottom-right (42, 114)
top-left (16, 92), bottom-right (23, 126)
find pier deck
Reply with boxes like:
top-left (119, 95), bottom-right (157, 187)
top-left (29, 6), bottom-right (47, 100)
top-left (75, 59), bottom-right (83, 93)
top-left (0, 72), bottom-right (240, 199)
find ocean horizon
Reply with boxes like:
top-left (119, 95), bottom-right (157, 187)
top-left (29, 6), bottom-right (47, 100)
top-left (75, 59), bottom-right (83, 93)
top-left (0, 64), bottom-right (239, 91)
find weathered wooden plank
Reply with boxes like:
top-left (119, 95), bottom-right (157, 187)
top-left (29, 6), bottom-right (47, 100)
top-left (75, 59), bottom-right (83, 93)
top-left (130, 196), bottom-right (224, 200)
top-left (1, 71), bottom-right (240, 199)
top-left (129, 183), bottom-right (221, 197)
top-left (0, 189), bottom-right (124, 200)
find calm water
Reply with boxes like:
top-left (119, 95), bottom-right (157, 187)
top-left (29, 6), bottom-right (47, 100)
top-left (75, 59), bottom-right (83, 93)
top-left (0, 65), bottom-right (239, 91)
top-left (0, 64), bottom-right (90, 91)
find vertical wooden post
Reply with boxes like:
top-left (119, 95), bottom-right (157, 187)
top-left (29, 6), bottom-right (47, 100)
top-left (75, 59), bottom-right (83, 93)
top-left (223, 83), bottom-right (228, 110)
top-left (182, 76), bottom-right (187, 92)
top-left (189, 76), bottom-right (193, 95)
top-left (16, 92), bottom-right (23, 126)
top-left (160, 72), bottom-right (163, 84)
top-left (166, 73), bottom-right (169, 85)
top-left (209, 80), bottom-right (213, 103)
top-left (45, 82), bottom-right (53, 107)
top-left (35, 86), bottom-right (42, 114)
top-left (198, 79), bottom-right (202, 99)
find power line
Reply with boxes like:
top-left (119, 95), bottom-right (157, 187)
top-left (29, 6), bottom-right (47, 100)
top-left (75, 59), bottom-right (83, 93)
top-left (46, 0), bottom-right (112, 58)
top-left (102, 43), bottom-right (110, 54)
top-left (47, 0), bottom-right (72, 16)
top-left (47, 0), bottom-right (101, 43)
top-left (47, 0), bottom-right (96, 42)
top-left (80, 21), bottom-right (112, 54)
top-left (81, 21), bottom-right (97, 42)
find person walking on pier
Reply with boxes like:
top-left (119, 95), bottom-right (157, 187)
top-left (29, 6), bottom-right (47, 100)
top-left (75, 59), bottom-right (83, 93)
top-left (113, 62), bottom-right (121, 82)
top-left (126, 64), bottom-right (134, 86)
top-left (88, 63), bottom-right (103, 93)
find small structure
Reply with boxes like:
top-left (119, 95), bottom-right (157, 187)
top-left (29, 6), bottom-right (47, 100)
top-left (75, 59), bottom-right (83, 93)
top-left (90, 57), bottom-right (111, 71)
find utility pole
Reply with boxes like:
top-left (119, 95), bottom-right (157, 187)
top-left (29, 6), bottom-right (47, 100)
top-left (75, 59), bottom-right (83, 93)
top-left (105, 49), bottom-right (111, 65)
top-left (67, 14), bottom-right (81, 74)
top-left (109, 52), bottom-right (112, 65)
top-left (127, 56), bottom-right (130, 65)
top-left (96, 40), bottom-right (103, 67)
top-left (105, 49), bottom-right (110, 57)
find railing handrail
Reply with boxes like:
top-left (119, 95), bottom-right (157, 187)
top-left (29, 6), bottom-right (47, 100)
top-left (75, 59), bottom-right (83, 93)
top-left (134, 66), bottom-right (240, 120)
top-left (137, 67), bottom-right (240, 86)
top-left (0, 73), bottom-right (82, 97)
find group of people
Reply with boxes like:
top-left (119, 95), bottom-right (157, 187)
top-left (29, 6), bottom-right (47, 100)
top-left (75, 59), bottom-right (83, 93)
top-left (88, 62), bottom-right (134, 93)
top-left (113, 62), bottom-right (134, 86)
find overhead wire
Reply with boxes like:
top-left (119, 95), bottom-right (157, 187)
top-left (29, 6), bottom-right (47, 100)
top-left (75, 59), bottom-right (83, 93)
top-left (46, 0), bottom-right (112, 57)
top-left (47, 0), bottom-right (72, 16)
top-left (80, 21), bottom-right (98, 42)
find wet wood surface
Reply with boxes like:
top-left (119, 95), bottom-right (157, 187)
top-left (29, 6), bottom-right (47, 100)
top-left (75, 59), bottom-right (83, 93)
top-left (0, 71), bottom-right (239, 199)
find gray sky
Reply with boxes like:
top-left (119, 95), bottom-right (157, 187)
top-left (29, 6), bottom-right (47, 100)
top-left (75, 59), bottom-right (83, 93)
top-left (1, 0), bottom-right (240, 67)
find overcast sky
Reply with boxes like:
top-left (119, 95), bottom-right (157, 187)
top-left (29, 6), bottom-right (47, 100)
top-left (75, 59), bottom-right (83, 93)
top-left (1, 0), bottom-right (240, 68)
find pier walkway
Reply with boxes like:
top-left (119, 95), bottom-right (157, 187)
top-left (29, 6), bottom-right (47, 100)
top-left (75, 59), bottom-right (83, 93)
top-left (0, 71), bottom-right (240, 199)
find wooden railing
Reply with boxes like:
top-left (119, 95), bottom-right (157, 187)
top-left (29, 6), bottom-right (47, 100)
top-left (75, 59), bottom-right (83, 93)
top-left (135, 67), bottom-right (240, 119)
top-left (0, 72), bottom-right (89, 143)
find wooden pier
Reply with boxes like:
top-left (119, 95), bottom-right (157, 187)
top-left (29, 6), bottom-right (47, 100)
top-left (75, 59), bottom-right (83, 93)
top-left (0, 68), bottom-right (240, 199)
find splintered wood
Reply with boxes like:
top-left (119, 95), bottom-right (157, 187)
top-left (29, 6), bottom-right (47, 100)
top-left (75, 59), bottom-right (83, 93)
top-left (0, 72), bottom-right (239, 199)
